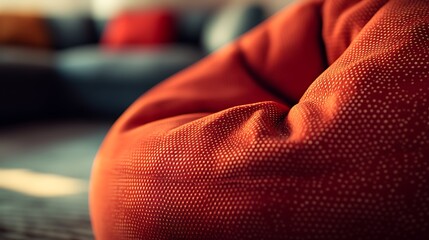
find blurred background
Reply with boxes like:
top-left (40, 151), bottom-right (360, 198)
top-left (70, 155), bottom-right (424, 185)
top-left (0, 0), bottom-right (295, 239)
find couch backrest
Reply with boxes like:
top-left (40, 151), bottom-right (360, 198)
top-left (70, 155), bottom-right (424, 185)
top-left (44, 4), bottom-right (265, 51)
top-left (46, 13), bottom-right (208, 49)
top-left (46, 16), bottom-right (98, 49)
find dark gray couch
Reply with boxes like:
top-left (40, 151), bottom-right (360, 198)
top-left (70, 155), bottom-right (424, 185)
top-left (0, 4), bottom-right (265, 123)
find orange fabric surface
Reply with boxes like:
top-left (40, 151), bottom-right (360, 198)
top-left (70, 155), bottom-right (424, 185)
top-left (90, 0), bottom-right (429, 239)
top-left (0, 13), bottom-right (51, 49)
top-left (102, 9), bottom-right (176, 48)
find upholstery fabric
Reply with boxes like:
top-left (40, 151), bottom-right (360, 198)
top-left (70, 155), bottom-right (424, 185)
top-left (102, 9), bottom-right (177, 48)
top-left (90, 0), bottom-right (429, 239)
top-left (0, 13), bottom-right (51, 49)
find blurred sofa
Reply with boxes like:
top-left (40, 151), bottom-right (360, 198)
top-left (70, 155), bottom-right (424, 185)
top-left (0, 4), bottom-right (265, 123)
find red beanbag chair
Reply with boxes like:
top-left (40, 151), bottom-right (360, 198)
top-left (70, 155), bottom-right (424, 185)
top-left (90, 0), bottom-right (429, 239)
top-left (102, 9), bottom-right (176, 48)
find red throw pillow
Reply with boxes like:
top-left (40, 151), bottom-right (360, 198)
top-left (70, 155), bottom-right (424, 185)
top-left (102, 9), bottom-right (176, 48)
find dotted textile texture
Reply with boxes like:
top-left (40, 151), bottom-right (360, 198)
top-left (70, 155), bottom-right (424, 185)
top-left (90, 0), bottom-right (429, 239)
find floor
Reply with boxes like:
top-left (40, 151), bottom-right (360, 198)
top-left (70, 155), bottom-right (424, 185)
top-left (0, 121), bottom-right (111, 239)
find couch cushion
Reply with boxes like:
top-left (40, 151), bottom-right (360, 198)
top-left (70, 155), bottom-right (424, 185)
top-left (0, 46), bottom-right (54, 68)
top-left (201, 4), bottom-right (265, 53)
top-left (56, 45), bottom-right (204, 117)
